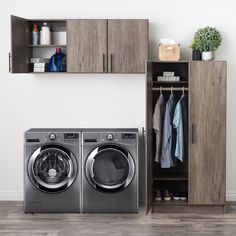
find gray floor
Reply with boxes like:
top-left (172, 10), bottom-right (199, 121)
top-left (1, 202), bottom-right (236, 236)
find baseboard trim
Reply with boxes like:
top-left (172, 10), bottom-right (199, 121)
top-left (226, 191), bottom-right (236, 201)
top-left (0, 191), bottom-right (235, 201)
top-left (0, 192), bottom-right (23, 201)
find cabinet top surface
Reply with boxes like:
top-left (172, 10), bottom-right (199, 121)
top-left (11, 16), bottom-right (149, 22)
top-left (147, 60), bottom-right (227, 63)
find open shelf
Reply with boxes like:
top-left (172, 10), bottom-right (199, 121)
top-left (28, 44), bottom-right (66, 48)
top-left (152, 61), bottom-right (189, 82)
top-left (154, 81), bottom-right (188, 84)
top-left (153, 200), bottom-right (188, 205)
top-left (153, 177), bottom-right (188, 181)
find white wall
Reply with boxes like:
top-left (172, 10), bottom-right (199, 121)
top-left (0, 0), bottom-right (236, 200)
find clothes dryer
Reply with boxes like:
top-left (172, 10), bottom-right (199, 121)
top-left (82, 129), bottom-right (139, 213)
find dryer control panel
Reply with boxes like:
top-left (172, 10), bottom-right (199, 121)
top-left (83, 132), bottom-right (137, 146)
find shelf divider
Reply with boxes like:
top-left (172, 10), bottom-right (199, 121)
top-left (28, 44), bottom-right (67, 48)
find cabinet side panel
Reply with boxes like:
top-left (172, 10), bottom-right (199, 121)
top-left (67, 20), bottom-right (107, 73)
top-left (11, 15), bottom-right (31, 73)
top-left (145, 61), bottom-right (153, 213)
top-left (108, 19), bottom-right (148, 73)
top-left (189, 61), bottom-right (226, 205)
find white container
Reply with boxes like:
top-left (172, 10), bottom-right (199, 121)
top-left (202, 51), bottom-right (215, 61)
top-left (40, 22), bottom-right (51, 45)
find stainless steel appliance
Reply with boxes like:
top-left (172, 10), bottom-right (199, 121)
top-left (82, 129), bottom-right (139, 213)
top-left (24, 129), bottom-right (81, 213)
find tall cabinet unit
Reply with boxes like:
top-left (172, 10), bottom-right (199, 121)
top-left (145, 61), bottom-right (226, 213)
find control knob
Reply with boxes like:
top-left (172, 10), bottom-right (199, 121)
top-left (106, 133), bottom-right (114, 141)
top-left (49, 133), bottom-right (56, 141)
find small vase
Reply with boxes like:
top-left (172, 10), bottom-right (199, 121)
top-left (192, 50), bottom-right (202, 61)
top-left (202, 51), bottom-right (215, 61)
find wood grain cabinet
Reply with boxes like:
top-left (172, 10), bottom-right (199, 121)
top-left (11, 15), bottom-right (31, 73)
top-left (67, 19), bottom-right (107, 73)
top-left (145, 61), bottom-right (227, 213)
top-left (10, 15), bottom-right (149, 74)
top-left (108, 20), bottom-right (149, 73)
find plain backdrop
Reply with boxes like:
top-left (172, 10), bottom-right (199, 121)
top-left (0, 0), bottom-right (235, 200)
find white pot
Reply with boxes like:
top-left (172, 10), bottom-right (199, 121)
top-left (202, 51), bottom-right (215, 61)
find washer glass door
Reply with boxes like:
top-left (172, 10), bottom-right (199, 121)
top-left (86, 145), bottom-right (135, 193)
top-left (28, 145), bottom-right (77, 193)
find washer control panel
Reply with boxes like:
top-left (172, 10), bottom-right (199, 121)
top-left (25, 130), bottom-right (80, 145)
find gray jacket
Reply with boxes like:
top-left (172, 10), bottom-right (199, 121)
top-left (153, 94), bottom-right (166, 162)
top-left (161, 94), bottom-right (176, 168)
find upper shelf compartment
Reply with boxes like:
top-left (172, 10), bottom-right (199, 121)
top-left (10, 16), bottom-right (149, 74)
top-left (10, 16), bottom-right (67, 73)
top-left (150, 61), bottom-right (189, 85)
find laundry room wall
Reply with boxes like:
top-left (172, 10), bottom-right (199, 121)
top-left (0, 0), bottom-right (235, 202)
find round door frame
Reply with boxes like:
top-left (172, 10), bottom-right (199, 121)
top-left (85, 145), bottom-right (135, 192)
top-left (28, 145), bottom-right (78, 193)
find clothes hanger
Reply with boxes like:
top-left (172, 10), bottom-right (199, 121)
top-left (182, 87), bottom-right (185, 96)
top-left (160, 87), bottom-right (163, 95)
top-left (171, 86), bottom-right (173, 94)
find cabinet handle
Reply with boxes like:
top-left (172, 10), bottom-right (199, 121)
top-left (102, 53), bottom-right (105, 72)
top-left (9, 52), bottom-right (11, 73)
top-left (192, 124), bottom-right (195, 144)
top-left (109, 53), bottom-right (113, 73)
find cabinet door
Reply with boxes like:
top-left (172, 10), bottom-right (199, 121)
top-left (67, 20), bottom-right (107, 73)
top-left (189, 61), bottom-right (226, 205)
top-left (145, 61), bottom-right (153, 214)
top-left (108, 20), bottom-right (148, 73)
top-left (11, 15), bottom-right (31, 73)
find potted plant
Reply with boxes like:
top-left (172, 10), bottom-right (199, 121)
top-left (189, 38), bottom-right (202, 60)
top-left (190, 26), bottom-right (222, 61)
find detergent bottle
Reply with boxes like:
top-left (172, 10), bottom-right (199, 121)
top-left (48, 48), bottom-right (66, 72)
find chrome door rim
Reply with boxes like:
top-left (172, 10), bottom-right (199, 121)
top-left (85, 146), bottom-right (135, 191)
top-left (28, 145), bottom-right (77, 192)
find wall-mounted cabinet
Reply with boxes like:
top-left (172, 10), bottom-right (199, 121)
top-left (10, 16), bottom-right (149, 74)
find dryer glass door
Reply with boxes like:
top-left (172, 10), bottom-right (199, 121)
top-left (86, 145), bottom-right (135, 193)
top-left (28, 145), bottom-right (77, 193)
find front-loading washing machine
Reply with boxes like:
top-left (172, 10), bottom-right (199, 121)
top-left (24, 129), bottom-right (81, 213)
top-left (82, 128), bottom-right (139, 213)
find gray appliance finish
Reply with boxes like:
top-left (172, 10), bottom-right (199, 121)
top-left (24, 129), bottom-right (81, 213)
top-left (82, 128), bottom-right (139, 213)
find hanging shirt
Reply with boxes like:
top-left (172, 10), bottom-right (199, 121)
top-left (182, 95), bottom-right (188, 160)
top-left (173, 94), bottom-right (186, 162)
top-left (153, 94), bottom-right (166, 162)
top-left (161, 93), bottom-right (177, 168)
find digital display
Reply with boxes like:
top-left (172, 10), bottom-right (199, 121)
top-left (64, 133), bottom-right (79, 140)
top-left (122, 133), bottom-right (136, 140)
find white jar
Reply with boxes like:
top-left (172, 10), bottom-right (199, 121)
top-left (202, 51), bottom-right (215, 61)
top-left (40, 22), bottom-right (51, 45)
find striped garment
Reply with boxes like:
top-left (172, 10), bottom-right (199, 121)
top-left (173, 94), bottom-right (186, 162)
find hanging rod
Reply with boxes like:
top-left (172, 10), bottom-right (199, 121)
top-left (152, 87), bottom-right (189, 91)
